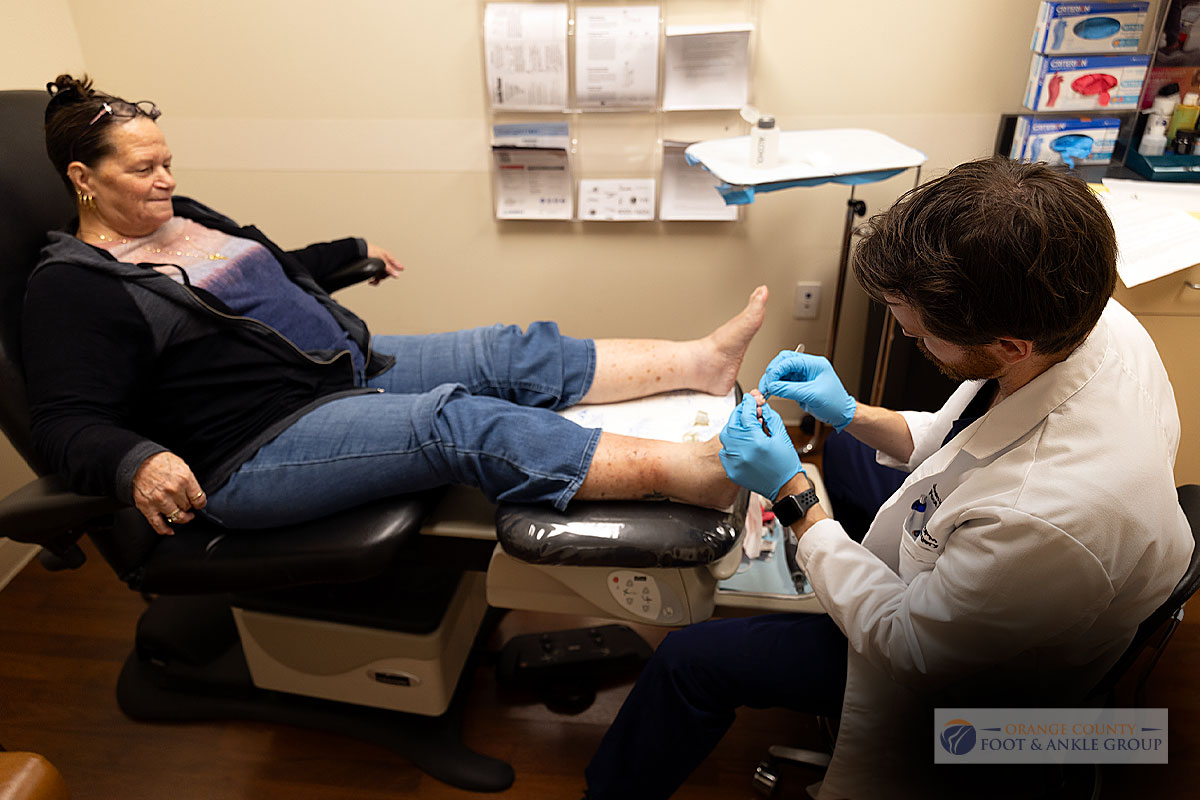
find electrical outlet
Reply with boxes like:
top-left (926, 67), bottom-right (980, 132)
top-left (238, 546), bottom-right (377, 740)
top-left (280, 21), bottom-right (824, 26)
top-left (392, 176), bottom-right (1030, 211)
top-left (794, 281), bottom-right (821, 319)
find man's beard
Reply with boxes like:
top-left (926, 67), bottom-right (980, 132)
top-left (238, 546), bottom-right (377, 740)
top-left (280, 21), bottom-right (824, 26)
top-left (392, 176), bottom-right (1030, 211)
top-left (916, 338), bottom-right (1003, 382)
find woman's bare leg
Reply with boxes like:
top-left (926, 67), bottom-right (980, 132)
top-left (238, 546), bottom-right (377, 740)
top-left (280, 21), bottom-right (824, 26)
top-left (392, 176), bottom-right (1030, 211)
top-left (580, 285), bottom-right (768, 405)
top-left (575, 432), bottom-right (739, 509)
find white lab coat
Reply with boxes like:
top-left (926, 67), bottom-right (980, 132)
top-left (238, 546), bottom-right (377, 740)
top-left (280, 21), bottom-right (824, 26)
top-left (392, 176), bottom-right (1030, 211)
top-left (796, 301), bottom-right (1193, 799)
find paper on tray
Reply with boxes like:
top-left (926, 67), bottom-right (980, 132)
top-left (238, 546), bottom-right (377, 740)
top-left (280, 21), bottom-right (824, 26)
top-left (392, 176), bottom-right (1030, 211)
top-left (686, 130), bottom-right (926, 188)
top-left (558, 389), bottom-right (735, 443)
top-left (685, 129), bottom-right (927, 188)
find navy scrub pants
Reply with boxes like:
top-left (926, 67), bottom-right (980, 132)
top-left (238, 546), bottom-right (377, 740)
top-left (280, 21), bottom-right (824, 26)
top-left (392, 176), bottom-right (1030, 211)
top-left (584, 612), bottom-right (848, 799)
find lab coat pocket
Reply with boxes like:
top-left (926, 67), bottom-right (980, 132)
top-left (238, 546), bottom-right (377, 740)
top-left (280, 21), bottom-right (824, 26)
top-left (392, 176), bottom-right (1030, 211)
top-left (898, 517), bottom-right (945, 579)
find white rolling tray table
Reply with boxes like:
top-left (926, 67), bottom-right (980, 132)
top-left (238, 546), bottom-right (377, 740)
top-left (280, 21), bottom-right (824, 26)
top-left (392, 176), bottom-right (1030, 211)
top-left (687, 129), bottom-right (928, 451)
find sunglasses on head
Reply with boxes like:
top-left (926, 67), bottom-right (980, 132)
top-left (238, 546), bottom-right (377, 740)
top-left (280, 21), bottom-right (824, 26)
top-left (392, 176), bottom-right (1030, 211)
top-left (70, 99), bottom-right (161, 161)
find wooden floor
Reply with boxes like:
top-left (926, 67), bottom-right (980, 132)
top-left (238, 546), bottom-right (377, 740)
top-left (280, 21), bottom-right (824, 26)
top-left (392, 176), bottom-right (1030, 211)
top-left (0, 538), bottom-right (1197, 799)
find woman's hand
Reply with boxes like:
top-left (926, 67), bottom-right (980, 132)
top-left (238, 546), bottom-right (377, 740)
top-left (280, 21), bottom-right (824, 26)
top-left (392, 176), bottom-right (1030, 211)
top-left (132, 452), bottom-right (207, 536)
top-left (365, 242), bottom-right (405, 285)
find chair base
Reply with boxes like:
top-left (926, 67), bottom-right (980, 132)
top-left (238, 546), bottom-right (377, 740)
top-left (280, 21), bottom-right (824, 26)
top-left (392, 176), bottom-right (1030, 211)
top-left (233, 571), bottom-right (489, 716)
top-left (115, 595), bottom-right (514, 793)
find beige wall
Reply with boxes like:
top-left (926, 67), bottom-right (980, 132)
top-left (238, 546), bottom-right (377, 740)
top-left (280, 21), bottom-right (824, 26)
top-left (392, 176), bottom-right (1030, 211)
top-left (0, 0), bottom-right (85, 91)
top-left (44, 0), bottom-right (1047, 394)
top-left (4, 1), bottom-right (1175, 499)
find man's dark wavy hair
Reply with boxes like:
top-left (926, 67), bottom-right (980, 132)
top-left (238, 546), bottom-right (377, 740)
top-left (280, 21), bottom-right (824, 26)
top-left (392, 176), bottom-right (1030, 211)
top-left (852, 156), bottom-right (1117, 356)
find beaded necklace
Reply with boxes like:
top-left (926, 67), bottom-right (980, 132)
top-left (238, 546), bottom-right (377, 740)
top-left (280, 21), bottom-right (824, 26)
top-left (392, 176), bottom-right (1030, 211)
top-left (88, 230), bottom-right (228, 261)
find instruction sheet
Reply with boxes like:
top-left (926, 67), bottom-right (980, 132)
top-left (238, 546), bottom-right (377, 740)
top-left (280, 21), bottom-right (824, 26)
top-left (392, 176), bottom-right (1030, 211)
top-left (578, 178), bottom-right (656, 221)
top-left (484, 2), bottom-right (569, 111)
top-left (662, 23), bottom-right (752, 110)
top-left (660, 141), bottom-right (739, 221)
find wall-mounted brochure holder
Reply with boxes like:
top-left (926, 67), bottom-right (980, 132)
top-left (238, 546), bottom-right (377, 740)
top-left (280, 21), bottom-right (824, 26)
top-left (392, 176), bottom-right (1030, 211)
top-left (491, 122), bottom-right (575, 219)
top-left (661, 23), bottom-right (752, 111)
top-left (575, 4), bottom-right (662, 110)
top-left (481, 0), bottom-right (760, 221)
top-left (659, 111), bottom-right (743, 220)
top-left (573, 112), bottom-right (658, 221)
top-left (660, 141), bottom-right (739, 220)
top-left (484, 2), bottom-right (571, 112)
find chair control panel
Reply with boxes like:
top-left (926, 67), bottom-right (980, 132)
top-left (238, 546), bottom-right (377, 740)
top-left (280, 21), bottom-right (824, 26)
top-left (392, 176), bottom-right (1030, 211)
top-left (607, 570), bottom-right (685, 624)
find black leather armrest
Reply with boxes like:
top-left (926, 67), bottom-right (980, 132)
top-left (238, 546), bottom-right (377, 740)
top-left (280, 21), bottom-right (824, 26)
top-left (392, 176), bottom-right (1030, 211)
top-left (318, 257), bottom-right (387, 294)
top-left (129, 491), bottom-right (443, 594)
top-left (0, 474), bottom-right (120, 546)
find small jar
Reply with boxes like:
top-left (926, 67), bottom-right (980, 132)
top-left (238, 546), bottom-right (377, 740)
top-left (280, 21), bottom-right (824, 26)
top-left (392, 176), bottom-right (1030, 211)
top-left (1174, 128), bottom-right (1196, 155)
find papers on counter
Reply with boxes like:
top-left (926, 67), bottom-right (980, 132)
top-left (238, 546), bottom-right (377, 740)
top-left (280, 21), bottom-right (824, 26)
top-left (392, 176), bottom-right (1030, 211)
top-left (1098, 178), bottom-right (1200, 287)
top-left (575, 5), bottom-right (660, 109)
top-left (484, 2), bottom-right (569, 111)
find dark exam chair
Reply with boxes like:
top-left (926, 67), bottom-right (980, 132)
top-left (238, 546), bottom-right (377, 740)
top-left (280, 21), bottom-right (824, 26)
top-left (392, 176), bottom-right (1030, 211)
top-left (1, 87), bottom-right (752, 793)
top-left (0, 88), bottom-right (508, 792)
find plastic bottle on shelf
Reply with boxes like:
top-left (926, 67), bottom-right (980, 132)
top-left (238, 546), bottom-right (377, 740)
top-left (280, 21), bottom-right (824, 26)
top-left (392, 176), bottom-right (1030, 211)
top-left (1166, 92), bottom-right (1200, 143)
top-left (1146, 112), bottom-right (1170, 138)
top-left (750, 116), bottom-right (779, 169)
top-left (1149, 83), bottom-right (1180, 118)
top-left (1138, 127), bottom-right (1167, 157)
top-left (1139, 109), bottom-right (1170, 157)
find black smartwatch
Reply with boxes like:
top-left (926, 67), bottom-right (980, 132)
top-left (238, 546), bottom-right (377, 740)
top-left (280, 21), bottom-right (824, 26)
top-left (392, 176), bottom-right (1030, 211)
top-left (772, 475), bottom-right (820, 528)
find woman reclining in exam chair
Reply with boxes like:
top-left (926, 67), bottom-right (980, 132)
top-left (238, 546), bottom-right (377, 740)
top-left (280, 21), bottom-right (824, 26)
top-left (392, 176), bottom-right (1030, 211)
top-left (26, 74), bottom-right (764, 537)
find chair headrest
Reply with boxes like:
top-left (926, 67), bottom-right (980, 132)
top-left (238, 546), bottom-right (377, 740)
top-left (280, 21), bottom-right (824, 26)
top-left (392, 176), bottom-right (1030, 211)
top-left (0, 90), bottom-right (76, 472)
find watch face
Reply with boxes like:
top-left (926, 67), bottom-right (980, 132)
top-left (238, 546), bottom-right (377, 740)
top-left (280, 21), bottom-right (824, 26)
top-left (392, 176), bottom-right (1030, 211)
top-left (774, 495), bottom-right (802, 527)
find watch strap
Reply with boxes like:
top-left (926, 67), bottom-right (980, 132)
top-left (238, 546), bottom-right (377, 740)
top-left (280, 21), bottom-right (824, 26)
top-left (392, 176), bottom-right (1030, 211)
top-left (772, 477), bottom-right (819, 528)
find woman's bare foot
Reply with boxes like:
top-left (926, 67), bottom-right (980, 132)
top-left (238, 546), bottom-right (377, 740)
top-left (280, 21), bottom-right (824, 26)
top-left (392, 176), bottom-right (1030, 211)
top-left (695, 285), bottom-right (768, 395)
top-left (581, 285), bottom-right (768, 405)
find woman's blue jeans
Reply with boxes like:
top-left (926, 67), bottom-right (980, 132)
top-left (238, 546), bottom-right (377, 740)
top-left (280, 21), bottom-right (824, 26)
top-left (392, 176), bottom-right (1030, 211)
top-left (204, 323), bottom-right (600, 528)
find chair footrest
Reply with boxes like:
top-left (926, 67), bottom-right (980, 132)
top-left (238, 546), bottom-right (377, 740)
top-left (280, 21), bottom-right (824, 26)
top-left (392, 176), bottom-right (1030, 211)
top-left (495, 492), bottom-right (748, 569)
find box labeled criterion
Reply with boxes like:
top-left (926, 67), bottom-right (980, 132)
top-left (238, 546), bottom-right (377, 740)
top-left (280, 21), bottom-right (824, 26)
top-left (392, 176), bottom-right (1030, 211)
top-left (1031, 2), bottom-right (1148, 55)
top-left (1025, 53), bottom-right (1149, 111)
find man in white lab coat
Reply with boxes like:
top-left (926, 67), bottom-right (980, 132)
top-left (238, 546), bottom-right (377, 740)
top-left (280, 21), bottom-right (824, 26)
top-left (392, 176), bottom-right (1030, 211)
top-left (584, 157), bottom-right (1194, 799)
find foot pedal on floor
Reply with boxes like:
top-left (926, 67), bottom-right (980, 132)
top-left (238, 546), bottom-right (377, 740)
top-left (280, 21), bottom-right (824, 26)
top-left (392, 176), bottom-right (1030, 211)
top-left (496, 624), bottom-right (652, 714)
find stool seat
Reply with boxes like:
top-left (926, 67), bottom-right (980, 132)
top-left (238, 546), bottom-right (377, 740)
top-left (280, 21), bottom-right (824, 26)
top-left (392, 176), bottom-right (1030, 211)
top-left (0, 752), bottom-right (70, 800)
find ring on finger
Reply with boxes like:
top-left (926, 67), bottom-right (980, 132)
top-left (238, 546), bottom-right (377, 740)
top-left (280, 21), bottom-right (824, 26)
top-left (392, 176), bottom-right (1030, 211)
top-left (166, 510), bottom-right (181, 523)
top-left (191, 490), bottom-right (205, 501)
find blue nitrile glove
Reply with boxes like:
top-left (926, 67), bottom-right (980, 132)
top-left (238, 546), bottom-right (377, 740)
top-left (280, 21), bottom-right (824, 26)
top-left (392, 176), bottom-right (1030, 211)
top-left (757, 351), bottom-right (857, 432)
top-left (719, 395), bottom-right (804, 500)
